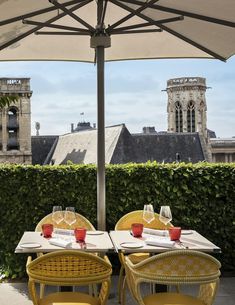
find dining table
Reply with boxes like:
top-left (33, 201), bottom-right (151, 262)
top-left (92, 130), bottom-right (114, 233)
top-left (109, 229), bottom-right (221, 254)
top-left (15, 230), bottom-right (114, 254)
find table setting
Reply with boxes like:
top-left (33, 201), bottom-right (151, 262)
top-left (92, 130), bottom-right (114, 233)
top-left (110, 204), bottom-right (221, 253)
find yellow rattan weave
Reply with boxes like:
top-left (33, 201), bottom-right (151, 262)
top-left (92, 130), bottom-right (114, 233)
top-left (115, 210), bottom-right (173, 302)
top-left (124, 250), bottom-right (221, 305)
top-left (35, 212), bottom-right (95, 232)
top-left (115, 210), bottom-right (173, 231)
top-left (35, 212), bottom-right (96, 298)
top-left (27, 250), bottom-right (112, 305)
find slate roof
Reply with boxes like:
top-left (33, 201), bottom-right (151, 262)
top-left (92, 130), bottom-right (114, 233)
top-left (131, 132), bottom-right (204, 163)
top-left (51, 125), bottom-right (123, 165)
top-left (31, 126), bottom-right (205, 165)
top-left (31, 136), bottom-right (58, 165)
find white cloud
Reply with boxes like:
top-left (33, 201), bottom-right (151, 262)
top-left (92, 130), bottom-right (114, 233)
top-left (1, 57), bottom-right (235, 137)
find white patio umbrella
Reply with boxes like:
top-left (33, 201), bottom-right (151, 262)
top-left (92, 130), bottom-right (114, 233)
top-left (0, 0), bottom-right (235, 230)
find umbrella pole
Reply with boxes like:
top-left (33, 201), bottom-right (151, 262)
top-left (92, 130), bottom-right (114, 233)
top-left (91, 0), bottom-right (111, 230)
top-left (96, 45), bottom-right (105, 231)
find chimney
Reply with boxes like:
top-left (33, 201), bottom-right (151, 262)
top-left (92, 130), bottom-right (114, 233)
top-left (143, 126), bottom-right (157, 134)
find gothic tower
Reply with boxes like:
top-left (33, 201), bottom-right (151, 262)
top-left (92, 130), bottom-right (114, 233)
top-left (166, 77), bottom-right (212, 162)
top-left (166, 77), bottom-right (208, 138)
top-left (0, 78), bottom-right (32, 164)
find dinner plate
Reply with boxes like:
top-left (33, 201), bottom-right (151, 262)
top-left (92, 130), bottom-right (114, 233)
top-left (120, 242), bottom-right (144, 249)
top-left (181, 230), bottom-right (193, 235)
top-left (20, 242), bottom-right (41, 248)
top-left (86, 231), bottom-right (104, 235)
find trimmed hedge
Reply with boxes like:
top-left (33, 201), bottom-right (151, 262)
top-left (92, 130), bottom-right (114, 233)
top-left (0, 162), bottom-right (234, 278)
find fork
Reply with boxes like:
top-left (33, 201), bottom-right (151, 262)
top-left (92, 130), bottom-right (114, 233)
top-left (177, 240), bottom-right (189, 249)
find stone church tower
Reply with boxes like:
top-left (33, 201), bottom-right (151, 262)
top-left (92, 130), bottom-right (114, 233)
top-left (0, 78), bottom-right (32, 164)
top-left (166, 77), bottom-right (212, 161)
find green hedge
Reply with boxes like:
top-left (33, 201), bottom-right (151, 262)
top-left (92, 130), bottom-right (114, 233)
top-left (0, 162), bottom-right (234, 279)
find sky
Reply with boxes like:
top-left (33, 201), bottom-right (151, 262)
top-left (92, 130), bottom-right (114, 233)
top-left (0, 56), bottom-right (234, 138)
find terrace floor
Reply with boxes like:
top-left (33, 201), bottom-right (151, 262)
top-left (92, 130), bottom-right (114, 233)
top-left (1, 275), bottom-right (234, 305)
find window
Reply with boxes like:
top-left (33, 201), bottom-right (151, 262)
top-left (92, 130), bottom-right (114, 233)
top-left (187, 101), bottom-right (195, 132)
top-left (175, 101), bottom-right (183, 132)
top-left (7, 107), bottom-right (19, 150)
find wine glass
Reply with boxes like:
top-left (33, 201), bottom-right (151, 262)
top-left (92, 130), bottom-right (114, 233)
top-left (159, 206), bottom-right (172, 226)
top-left (143, 204), bottom-right (155, 223)
top-left (64, 207), bottom-right (76, 240)
top-left (52, 206), bottom-right (64, 225)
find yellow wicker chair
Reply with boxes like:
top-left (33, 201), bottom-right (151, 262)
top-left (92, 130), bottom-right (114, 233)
top-left (26, 250), bottom-right (112, 305)
top-left (123, 250), bottom-right (221, 305)
top-left (35, 212), bottom-right (95, 297)
top-left (35, 212), bottom-right (95, 232)
top-left (115, 210), bottom-right (173, 302)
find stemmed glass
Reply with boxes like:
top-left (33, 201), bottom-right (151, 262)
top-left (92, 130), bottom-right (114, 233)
top-left (64, 207), bottom-right (76, 240)
top-left (143, 204), bottom-right (155, 223)
top-left (159, 206), bottom-right (172, 226)
top-left (52, 206), bottom-right (64, 225)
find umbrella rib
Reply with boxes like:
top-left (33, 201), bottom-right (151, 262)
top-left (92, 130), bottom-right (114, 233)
top-left (0, 0), bottom-right (92, 51)
top-left (112, 29), bottom-right (162, 34)
top-left (99, 0), bottom-right (109, 28)
top-left (107, 0), bottom-right (160, 32)
top-left (23, 19), bottom-right (91, 34)
top-left (109, 17), bottom-right (183, 34)
top-left (0, 0), bottom-right (85, 26)
top-left (49, 0), bottom-right (95, 32)
top-left (110, 0), bottom-right (226, 61)
top-left (36, 31), bottom-right (90, 36)
top-left (118, 0), bottom-right (235, 28)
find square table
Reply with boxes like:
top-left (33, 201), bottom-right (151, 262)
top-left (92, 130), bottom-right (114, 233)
top-left (15, 231), bottom-right (114, 253)
top-left (109, 230), bottom-right (221, 253)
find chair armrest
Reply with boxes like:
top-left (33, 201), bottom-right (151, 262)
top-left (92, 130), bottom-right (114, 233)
top-left (26, 256), bottom-right (32, 266)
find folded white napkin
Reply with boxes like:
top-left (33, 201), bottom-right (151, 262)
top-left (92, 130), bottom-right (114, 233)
top-left (53, 228), bottom-right (74, 236)
top-left (49, 238), bottom-right (72, 248)
top-left (145, 236), bottom-right (175, 248)
top-left (143, 228), bottom-right (168, 236)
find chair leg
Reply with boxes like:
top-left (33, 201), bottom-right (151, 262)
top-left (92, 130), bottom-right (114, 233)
top-left (39, 283), bottom-right (45, 298)
top-left (121, 276), bottom-right (127, 305)
top-left (118, 265), bottom-right (125, 303)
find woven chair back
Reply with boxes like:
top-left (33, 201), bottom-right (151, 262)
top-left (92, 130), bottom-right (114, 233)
top-left (35, 212), bottom-right (95, 231)
top-left (27, 250), bottom-right (112, 285)
top-left (115, 210), bottom-right (173, 230)
top-left (126, 250), bottom-right (221, 285)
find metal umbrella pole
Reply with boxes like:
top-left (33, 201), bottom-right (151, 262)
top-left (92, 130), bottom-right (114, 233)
top-left (91, 0), bottom-right (111, 230)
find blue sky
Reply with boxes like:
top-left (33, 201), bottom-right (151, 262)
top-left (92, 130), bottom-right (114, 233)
top-left (0, 56), bottom-right (234, 137)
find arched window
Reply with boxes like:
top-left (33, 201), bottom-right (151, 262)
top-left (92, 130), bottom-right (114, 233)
top-left (7, 107), bottom-right (19, 150)
top-left (175, 101), bottom-right (183, 132)
top-left (187, 101), bottom-right (195, 132)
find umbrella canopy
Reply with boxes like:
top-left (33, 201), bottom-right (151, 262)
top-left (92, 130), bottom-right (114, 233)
top-left (1, 0), bottom-right (235, 229)
top-left (0, 0), bottom-right (235, 61)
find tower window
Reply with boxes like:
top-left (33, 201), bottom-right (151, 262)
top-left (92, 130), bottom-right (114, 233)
top-left (7, 107), bottom-right (19, 150)
top-left (187, 101), bottom-right (195, 132)
top-left (175, 101), bottom-right (183, 132)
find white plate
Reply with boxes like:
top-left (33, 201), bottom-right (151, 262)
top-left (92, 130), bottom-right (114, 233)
top-left (86, 231), bottom-right (104, 235)
top-left (20, 242), bottom-right (41, 249)
top-left (181, 230), bottom-right (193, 235)
top-left (120, 242), bottom-right (144, 249)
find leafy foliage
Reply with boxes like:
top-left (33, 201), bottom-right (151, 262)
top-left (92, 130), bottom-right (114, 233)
top-left (0, 162), bottom-right (234, 278)
top-left (0, 95), bottom-right (18, 108)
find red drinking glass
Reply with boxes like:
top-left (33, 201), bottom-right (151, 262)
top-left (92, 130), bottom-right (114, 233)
top-left (42, 223), bottom-right (53, 238)
top-left (74, 228), bottom-right (87, 242)
top-left (169, 227), bottom-right (181, 241)
top-left (131, 223), bottom-right (143, 237)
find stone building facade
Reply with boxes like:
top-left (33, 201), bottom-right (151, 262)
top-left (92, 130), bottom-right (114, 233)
top-left (210, 138), bottom-right (235, 162)
top-left (0, 78), bottom-right (32, 164)
top-left (166, 77), bottom-right (212, 162)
